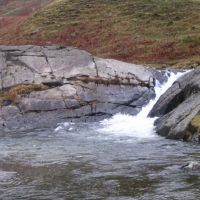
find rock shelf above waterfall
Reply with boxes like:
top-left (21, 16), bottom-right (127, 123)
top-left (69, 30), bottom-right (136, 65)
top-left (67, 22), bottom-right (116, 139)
top-left (0, 45), bottom-right (165, 131)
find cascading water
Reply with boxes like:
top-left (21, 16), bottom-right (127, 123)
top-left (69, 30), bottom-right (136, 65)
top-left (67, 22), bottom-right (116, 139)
top-left (98, 71), bottom-right (187, 139)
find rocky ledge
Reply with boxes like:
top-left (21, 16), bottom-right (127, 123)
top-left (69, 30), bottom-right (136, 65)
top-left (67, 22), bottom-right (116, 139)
top-left (0, 45), bottom-right (164, 131)
top-left (149, 68), bottom-right (200, 142)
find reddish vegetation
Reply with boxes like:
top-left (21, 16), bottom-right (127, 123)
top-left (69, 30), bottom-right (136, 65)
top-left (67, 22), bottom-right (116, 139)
top-left (0, 0), bottom-right (51, 45)
top-left (1, 20), bottom-right (200, 66)
top-left (33, 25), bottom-right (200, 65)
top-left (0, 17), bottom-right (28, 41)
top-left (0, 27), bottom-right (197, 67)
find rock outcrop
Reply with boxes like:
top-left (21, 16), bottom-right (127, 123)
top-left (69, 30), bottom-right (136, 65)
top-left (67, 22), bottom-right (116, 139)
top-left (149, 68), bottom-right (200, 142)
top-left (0, 45), bottom-right (163, 131)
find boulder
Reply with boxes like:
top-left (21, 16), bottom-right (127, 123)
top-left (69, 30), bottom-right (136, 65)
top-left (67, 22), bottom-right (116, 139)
top-left (149, 68), bottom-right (200, 141)
top-left (0, 45), bottom-right (163, 131)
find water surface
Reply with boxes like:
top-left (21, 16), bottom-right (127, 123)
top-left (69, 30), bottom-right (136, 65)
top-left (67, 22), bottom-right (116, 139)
top-left (0, 125), bottom-right (200, 200)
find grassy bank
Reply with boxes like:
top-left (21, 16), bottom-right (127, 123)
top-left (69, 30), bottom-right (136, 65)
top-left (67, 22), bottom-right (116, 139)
top-left (2, 0), bottom-right (200, 67)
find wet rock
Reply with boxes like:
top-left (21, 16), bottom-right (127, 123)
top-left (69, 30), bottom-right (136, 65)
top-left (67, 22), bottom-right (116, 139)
top-left (0, 45), bottom-right (163, 131)
top-left (150, 68), bottom-right (200, 141)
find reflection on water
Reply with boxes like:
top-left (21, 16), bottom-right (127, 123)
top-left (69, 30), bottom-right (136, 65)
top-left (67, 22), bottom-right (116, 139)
top-left (0, 123), bottom-right (200, 200)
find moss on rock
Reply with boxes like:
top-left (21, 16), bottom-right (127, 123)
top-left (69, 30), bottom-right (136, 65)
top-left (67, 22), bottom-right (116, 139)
top-left (185, 115), bottom-right (200, 142)
top-left (0, 84), bottom-right (48, 106)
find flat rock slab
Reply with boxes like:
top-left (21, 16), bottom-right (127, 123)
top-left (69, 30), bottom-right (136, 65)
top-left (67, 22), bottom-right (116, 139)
top-left (0, 45), bottom-right (163, 131)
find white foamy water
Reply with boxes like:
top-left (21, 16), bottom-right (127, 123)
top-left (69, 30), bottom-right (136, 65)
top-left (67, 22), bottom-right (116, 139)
top-left (99, 71), bottom-right (187, 139)
top-left (54, 122), bottom-right (74, 132)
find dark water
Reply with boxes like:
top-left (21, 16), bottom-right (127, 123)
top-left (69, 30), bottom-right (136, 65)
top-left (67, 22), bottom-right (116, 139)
top-left (0, 122), bottom-right (200, 200)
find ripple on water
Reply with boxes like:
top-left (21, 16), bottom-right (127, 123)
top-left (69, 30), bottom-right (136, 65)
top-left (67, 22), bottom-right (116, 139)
top-left (0, 170), bottom-right (17, 183)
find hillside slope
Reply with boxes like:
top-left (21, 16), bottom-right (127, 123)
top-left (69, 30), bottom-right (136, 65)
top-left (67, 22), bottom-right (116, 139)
top-left (0, 0), bottom-right (52, 43)
top-left (1, 0), bottom-right (200, 67)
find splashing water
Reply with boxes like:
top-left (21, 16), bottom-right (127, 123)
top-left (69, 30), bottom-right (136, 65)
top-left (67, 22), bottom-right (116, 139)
top-left (99, 71), bottom-right (187, 139)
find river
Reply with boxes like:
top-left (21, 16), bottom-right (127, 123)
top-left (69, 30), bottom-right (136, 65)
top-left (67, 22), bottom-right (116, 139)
top-left (0, 71), bottom-right (200, 200)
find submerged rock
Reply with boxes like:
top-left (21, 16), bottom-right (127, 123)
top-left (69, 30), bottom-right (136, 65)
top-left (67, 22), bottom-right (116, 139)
top-left (149, 68), bottom-right (200, 141)
top-left (0, 45), bottom-right (162, 131)
top-left (181, 161), bottom-right (200, 170)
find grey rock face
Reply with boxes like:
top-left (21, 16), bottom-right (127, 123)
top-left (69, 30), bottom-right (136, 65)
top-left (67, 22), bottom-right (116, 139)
top-left (0, 45), bottom-right (161, 131)
top-left (150, 68), bottom-right (200, 141)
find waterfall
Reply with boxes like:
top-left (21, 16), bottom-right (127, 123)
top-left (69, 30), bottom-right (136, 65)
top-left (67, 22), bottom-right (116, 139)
top-left (98, 71), bottom-right (186, 139)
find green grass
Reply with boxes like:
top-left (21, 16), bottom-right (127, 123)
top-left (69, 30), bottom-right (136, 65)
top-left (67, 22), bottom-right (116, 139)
top-left (16, 0), bottom-right (200, 66)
